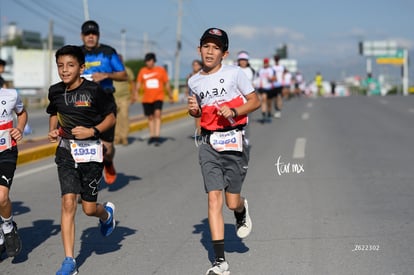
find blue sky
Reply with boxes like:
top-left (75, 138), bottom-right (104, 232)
top-left (1, 0), bottom-right (413, 82)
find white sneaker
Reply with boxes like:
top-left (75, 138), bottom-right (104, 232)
top-left (206, 259), bottom-right (230, 275)
top-left (273, 111), bottom-right (281, 118)
top-left (235, 199), bottom-right (252, 239)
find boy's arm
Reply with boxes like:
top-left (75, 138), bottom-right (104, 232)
top-left (218, 91), bottom-right (260, 120)
top-left (70, 112), bottom-right (116, 140)
top-left (92, 71), bottom-right (128, 82)
top-left (48, 114), bottom-right (59, 143)
top-left (9, 109), bottom-right (27, 142)
top-left (165, 81), bottom-right (173, 103)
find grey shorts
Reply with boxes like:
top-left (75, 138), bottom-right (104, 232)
top-left (55, 147), bottom-right (103, 202)
top-left (198, 141), bottom-right (249, 194)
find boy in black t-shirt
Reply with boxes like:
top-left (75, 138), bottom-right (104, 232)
top-left (47, 45), bottom-right (117, 275)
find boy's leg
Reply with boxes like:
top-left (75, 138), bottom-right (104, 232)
top-left (82, 201), bottom-right (109, 221)
top-left (208, 190), bottom-right (225, 241)
top-left (79, 162), bottom-right (116, 237)
top-left (60, 193), bottom-right (77, 258)
top-left (206, 190), bottom-right (230, 275)
top-left (0, 160), bottom-right (22, 257)
top-left (226, 193), bottom-right (252, 239)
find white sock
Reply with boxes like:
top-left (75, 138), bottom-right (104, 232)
top-left (1, 216), bottom-right (13, 234)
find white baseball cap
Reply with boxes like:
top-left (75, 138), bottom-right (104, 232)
top-left (237, 51), bottom-right (249, 60)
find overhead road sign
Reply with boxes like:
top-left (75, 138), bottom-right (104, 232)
top-left (359, 40), bottom-right (398, 56)
top-left (376, 49), bottom-right (404, 65)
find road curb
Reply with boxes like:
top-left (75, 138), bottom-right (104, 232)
top-left (17, 108), bottom-right (189, 166)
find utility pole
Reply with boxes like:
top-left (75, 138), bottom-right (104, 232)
top-left (44, 20), bottom-right (54, 106)
top-left (172, 0), bottom-right (183, 102)
top-left (83, 0), bottom-right (90, 21)
top-left (121, 29), bottom-right (126, 58)
top-left (402, 49), bottom-right (409, 96)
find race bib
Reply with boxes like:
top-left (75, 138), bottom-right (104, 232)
top-left (0, 130), bottom-right (12, 152)
top-left (69, 139), bottom-right (103, 163)
top-left (146, 79), bottom-right (160, 89)
top-left (209, 129), bottom-right (243, 152)
top-left (81, 74), bottom-right (93, 81)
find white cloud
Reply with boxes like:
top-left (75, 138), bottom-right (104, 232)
top-left (228, 25), bottom-right (305, 41)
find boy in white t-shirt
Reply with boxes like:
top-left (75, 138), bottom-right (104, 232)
top-left (0, 87), bottom-right (28, 258)
top-left (187, 27), bottom-right (260, 275)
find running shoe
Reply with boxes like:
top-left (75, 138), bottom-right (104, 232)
top-left (153, 137), bottom-right (161, 147)
top-left (205, 258), bottom-right (230, 275)
top-left (4, 221), bottom-right (22, 257)
top-left (56, 257), bottom-right (78, 275)
top-left (0, 229), bottom-right (5, 256)
top-left (103, 162), bottom-right (117, 185)
top-left (99, 202), bottom-right (116, 237)
top-left (235, 199), bottom-right (252, 239)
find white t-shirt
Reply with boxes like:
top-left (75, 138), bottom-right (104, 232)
top-left (0, 88), bottom-right (24, 147)
top-left (255, 67), bottom-right (274, 90)
top-left (188, 65), bottom-right (254, 130)
top-left (272, 64), bottom-right (284, 87)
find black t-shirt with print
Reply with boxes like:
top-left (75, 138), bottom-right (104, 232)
top-left (46, 79), bottom-right (116, 139)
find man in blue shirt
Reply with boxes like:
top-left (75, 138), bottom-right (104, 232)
top-left (80, 20), bottom-right (128, 185)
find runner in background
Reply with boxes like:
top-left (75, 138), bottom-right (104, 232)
top-left (255, 58), bottom-right (274, 123)
top-left (293, 71), bottom-right (304, 97)
top-left (315, 71), bottom-right (323, 96)
top-left (282, 67), bottom-right (292, 99)
top-left (113, 54), bottom-right (136, 146)
top-left (236, 51), bottom-right (255, 144)
top-left (80, 20), bottom-right (128, 185)
top-left (134, 52), bottom-right (173, 146)
top-left (271, 55), bottom-right (284, 118)
top-left (185, 59), bottom-right (203, 136)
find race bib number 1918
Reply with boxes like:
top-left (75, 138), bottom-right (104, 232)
top-left (70, 139), bottom-right (103, 163)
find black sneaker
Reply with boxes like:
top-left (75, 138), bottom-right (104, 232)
top-left (4, 221), bottom-right (22, 257)
top-left (0, 231), bottom-right (5, 256)
top-left (147, 137), bottom-right (155, 145)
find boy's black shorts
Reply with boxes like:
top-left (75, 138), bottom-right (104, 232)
top-left (55, 147), bottom-right (103, 202)
top-left (142, 101), bottom-right (164, 116)
top-left (0, 147), bottom-right (18, 189)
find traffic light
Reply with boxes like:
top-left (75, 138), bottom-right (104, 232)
top-left (276, 44), bottom-right (288, 59)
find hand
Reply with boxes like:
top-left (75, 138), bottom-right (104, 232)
top-left (216, 104), bottom-right (233, 119)
top-left (187, 95), bottom-right (199, 115)
top-left (91, 72), bottom-right (107, 83)
top-left (9, 128), bottom-right (23, 142)
top-left (71, 126), bottom-right (93, 139)
top-left (48, 129), bottom-right (60, 143)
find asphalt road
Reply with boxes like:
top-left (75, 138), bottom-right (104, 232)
top-left (1, 95), bottom-right (414, 275)
top-left (23, 102), bottom-right (179, 140)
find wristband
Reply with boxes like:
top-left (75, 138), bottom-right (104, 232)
top-left (189, 108), bottom-right (201, 118)
top-left (230, 108), bottom-right (238, 118)
top-left (92, 127), bottom-right (100, 138)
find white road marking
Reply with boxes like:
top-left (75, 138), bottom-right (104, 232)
top-left (302, 112), bottom-right (309, 120)
top-left (14, 163), bottom-right (56, 179)
top-left (307, 102), bottom-right (313, 108)
top-left (293, 137), bottom-right (306, 159)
